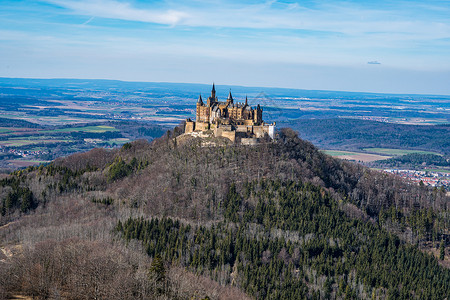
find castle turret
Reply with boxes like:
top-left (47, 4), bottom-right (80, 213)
top-left (227, 90), bottom-right (233, 104)
top-left (207, 83), bottom-right (217, 107)
top-left (186, 83), bottom-right (274, 142)
top-left (254, 104), bottom-right (262, 124)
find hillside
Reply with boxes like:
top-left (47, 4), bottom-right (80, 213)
top-left (369, 153), bottom-right (450, 169)
top-left (0, 128), bottom-right (449, 299)
top-left (284, 118), bottom-right (450, 155)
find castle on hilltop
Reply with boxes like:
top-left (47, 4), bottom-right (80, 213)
top-left (185, 84), bottom-right (275, 144)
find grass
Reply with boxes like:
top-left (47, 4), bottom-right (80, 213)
top-left (0, 127), bottom-right (13, 133)
top-left (106, 138), bottom-right (130, 145)
top-left (41, 125), bottom-right (118, 133)
top-left (321, 150), bottom-right (392, 162)
top-left (322, 150), bottom-right (361, 156)
top-left (0, 139), bottom-right (71, 147)
top-left (363, 148), bottom-right (442, 156)
top-left (388, 117), bottom-right (450, 125)
top-left (422, 168), bottom-right (450, 173)
top-left (7, 160), bottom-right (51, 167)
top-left (0, 140), bottom-right (38, 147)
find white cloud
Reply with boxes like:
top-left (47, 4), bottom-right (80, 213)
top-left (3, 0), bottom-right (449, 93)
top-left (46, 0), bottom-right (189, 26)
top-left (44, 0), bottom-right (450, 40)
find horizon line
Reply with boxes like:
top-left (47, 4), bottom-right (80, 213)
top-left (1, 76), bottom-right (450, 97)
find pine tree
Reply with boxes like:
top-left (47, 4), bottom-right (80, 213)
top-left (440, 239), bottom-right (445, 260)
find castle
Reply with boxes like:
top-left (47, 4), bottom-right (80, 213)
top-left (185, 84), bottom-right (275, 144)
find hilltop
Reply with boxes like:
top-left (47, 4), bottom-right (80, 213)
top-left (0, 128), bottom-right (449, 299)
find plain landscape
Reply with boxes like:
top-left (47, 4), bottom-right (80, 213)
top-left (0, 77), bottom-right (449, 299)
top-left (2, 0), bottom-right (450, 298)
top-left (1, 78), bottom-right (448, 188)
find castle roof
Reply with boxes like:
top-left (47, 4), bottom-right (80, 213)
top-left (227, 90), bottom-right (233, 102)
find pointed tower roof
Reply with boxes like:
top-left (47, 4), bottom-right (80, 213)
top-left (210, 83), bottom-right (216, 102)
top-left (245, 95), bottom-right (248, 106)
top-left (197, 94), bottom-right (203, 105)
top-left (227, 90), bottom-right (233, 102)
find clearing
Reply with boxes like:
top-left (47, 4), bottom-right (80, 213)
top-left (322, 150), bottom-right (391, 162)
top-left (363, 148), bottom-right (442, 156)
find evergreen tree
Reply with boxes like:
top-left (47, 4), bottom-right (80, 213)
top-left (149, 254), bottom-right (166, 283)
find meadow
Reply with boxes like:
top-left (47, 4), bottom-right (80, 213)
top-left (363, 148), bottom-right (443, 156)
top-left (0, 78), bottom-right (448, 170)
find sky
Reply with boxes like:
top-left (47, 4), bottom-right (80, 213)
top-left (1, 0), bottom-right (450, 94)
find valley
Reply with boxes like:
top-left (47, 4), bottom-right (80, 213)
top-left (1, 78), bottom-right (449, 173)
top-left (0, 78), bottom-right (449, 299)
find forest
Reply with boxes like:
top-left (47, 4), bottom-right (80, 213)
top-left (0, 127), bottom-right (449, 299)
top-left (286, 118), bottom-right (450, 155)
top-left (370, 153), bottom-right (450, 169)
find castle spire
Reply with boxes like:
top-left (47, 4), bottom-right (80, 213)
top-left (211, 83), bottom-right (216, 98)
top-left (197, 94), bottom-right (203, 105)
top-left (227, 89), bottom-right (233, 103)
top-left (245, 95), bottom-right (248, 106)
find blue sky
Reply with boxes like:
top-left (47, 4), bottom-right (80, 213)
top-left (1, 0), bottom-right (450, 94)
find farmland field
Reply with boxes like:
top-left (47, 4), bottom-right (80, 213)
top-left (0, 139), bottom-right (70, 147)
top-left (40, 125), bottom-right (118, 134)
top-left (322, 150), bottom-right (361, 156)
top-left (363, 148), bottom-right (442, 156)
top-left (322, 150), bottom-right (391, 162)
top-left (0, 128), bottom-right (13, 133)
top-left (7, 159), bottom-right (51, 168)
top-left (0, 78), bottom-right (448, 171)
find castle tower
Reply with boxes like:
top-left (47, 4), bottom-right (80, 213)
top-left (185, 83), bottom-right (274, 142)
top-left (254, 104), bottom-right (262, 124)
top-left (207, 83), bottom-right (217, 107)
top-left (227, 90), bottom-right (233, 105)
top-left (196, 94), bottom-right (203, 121)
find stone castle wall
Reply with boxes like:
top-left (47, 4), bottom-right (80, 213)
top-left (185, 85), bottom-right (275, 144)
top-left (185, 121), bottom-right (195, 133)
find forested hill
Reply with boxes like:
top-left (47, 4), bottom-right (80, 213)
top-left (284, 118), bottom-right (450, 155)
top-left (0, 128), bottom-right (449, 299)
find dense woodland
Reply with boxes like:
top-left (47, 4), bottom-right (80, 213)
top-left (0, 127), bottom-right (449, 299)
top-left (370, 153), bottom-right (450, 169)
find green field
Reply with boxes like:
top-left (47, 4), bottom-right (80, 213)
top-left (363, 148), bottom-right (442, 156)
top-left (322, 150), bottom-right (362, 156)
top-left (106, 138), bottom-right (131, 146)
top-left (321, 150), bottom-right (392, 162)
top-left (0, 127), bottom-right (13, 133)
top-left (421, 168), bottom-right (450, 173)
top-left (7, 159), bottom-right (51, 168)
top-left (41, 125), bottom-right (118, 134)
top-left (0, 139), bottom-right (71, 147)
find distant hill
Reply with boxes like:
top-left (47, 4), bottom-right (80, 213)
top-left (285, 118), bottom-right (450, 155)
top-left (371, 153), bottom-right (450, 169)
top-left (2, 76), bottom-right (450, 99)
top-left (0, 128), bottom-right (449, 299)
